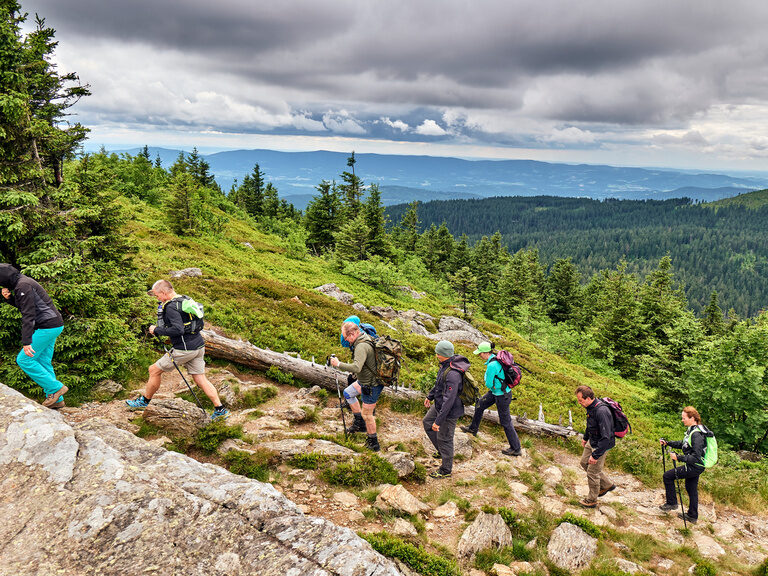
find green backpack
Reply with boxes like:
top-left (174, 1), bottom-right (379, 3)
top-left (445, 363), bottom-right (478, 406)
top-left (685, 425), bottom-right (718, 468)
top-left (169, 295), bottom-right (205, 334)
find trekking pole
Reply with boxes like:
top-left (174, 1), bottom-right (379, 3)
top-left (671, 451), bottom-right (687, 529)
top-left (661, 441), bottom-right (667, 474)
top-left (153, 333), bottom-right (205, 411)
top-left (329, 355), bottom-right (347, 440)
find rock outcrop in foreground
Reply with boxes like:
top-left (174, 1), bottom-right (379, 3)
top-left (0, 383), bottom-right (402, 576)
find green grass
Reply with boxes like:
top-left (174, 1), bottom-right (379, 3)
top-left (321, 454), bottom-right (399, 487)
top-left (132, 417), bottom-right (162, 438)
top-left (195, 421), bottom-right (243, 453)
top-left (239, 385), bottom-right (278, 407)
top-left (223, 449), bottom-right (280, 482)
top-left (360, 532), bottom-right (461, 576)
top-left (474, 541), bottom-right (532, 571)
top-left (288, 452), bottom-right (328, 470)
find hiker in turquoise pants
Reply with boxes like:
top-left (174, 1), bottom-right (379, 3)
top-left (0, 264), bottom-right (67, 408)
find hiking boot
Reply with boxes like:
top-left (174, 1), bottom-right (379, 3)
top-left (346, 414), bottom-right (366, 434)
top-left (579, 499), bottom-right (598, 508)
top-left (598, 484), bottom-right (616, 497)
top-left (678, 512), bottom-right (698, 524)
top-left (43, 385), bottom-right (68, 407)
top-left (49, 397), bottom-right (65, 410)
top-left (365, 434), bottom-right (381, 452)
top-left (211, 407), bottom-right (231, 421)
top-left (126, 396), bottom-right (150, 409)
top-left (502, 448), bottom-right (522, 457)
top-left (659, 503), bottom-right (677, 512)
top-left (429, 470), bottom-right (451, 479)
top-left (432, 452), bottom-right (442, 459)
top-left (460, 426), bottom-right (478, 436)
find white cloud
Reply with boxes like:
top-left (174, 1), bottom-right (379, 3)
top-left (322, 112), bottom-right (367, 134)
top-left (380, 117), bottom-right (410, 132)
top-left (414, 119), bottom-right (447, 136)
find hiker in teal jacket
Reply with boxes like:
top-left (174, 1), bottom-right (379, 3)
top-left (461, 341), bottom-right (521, 456)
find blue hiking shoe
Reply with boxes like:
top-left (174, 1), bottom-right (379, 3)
top-left (126, 396), bottom-right (150, 409)
top-left (211, 406), bottom-right (230, 421)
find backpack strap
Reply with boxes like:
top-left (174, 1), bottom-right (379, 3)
top-left (488, 357), bottom-right (510, 394)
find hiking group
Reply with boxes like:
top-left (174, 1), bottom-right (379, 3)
top-left (0, 266), bottom-right (717, 521)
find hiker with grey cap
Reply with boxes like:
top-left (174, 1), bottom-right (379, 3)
top-left (460, 341), bottom-right (522, 456)
top-left (423, 340), bottom-right (466, 479)
top-left (0, 264), bottom-right (67, 408)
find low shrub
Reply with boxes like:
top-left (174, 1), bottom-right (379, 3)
top-left (322, 454), bottom-right (399, 487)
top-left (240, 385), bottom-right (278, 407)
top-left (558, 512), bottom-right (601, 538)
top-left (195, 421), bottom-right (243, 453)
top-left (403, 462), bottom-right (427, 484)
top-left (474, 541), bottom-right (532, 572)
top-left (361, 532), bottom-right (461, 576)
top-left (289, 452), bottom-right (327, 470)
top-left (692, 561), bottom-right (717, 576)
top-left (756, 557), bottom-right (768, 576)
top-left (223, 449), bottom-right (280, 482)
top-left (266, 365), bottom-right (296, 386)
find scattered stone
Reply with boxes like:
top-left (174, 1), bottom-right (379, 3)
top-left (491, 564), bottom-right (514, 576)
top-left (525, 538), bottom-right (537, 550)
top-left (393, 518), bottom-right (418, 537)
top-left (694, 533), bottom-right (726, 558)
top-left (298, 504), bottom-right (311, 514)
top-left (242, 242), bottom-right (254, 249)
top-left (432, 501), bottom-right (459, 519)
top-left (457, 512), bottom-right (514, 559)
top-left (368, 305), bottom-right (399, 319)
top-left (509, 481), bottom-right (529, 495)
top-left (542, 466), bottom-right (563, 486)
top-left (381, 451), bottom-right (416, 478)
top-left (599, 506), bottom-right (618, 521)
top-left (409, 321), bottom-right (430, 336)
top-left (243, 416), bottom-right (290, 432)
top-left (714, 522), bottom-right (737, 540)
top-left (656, 558), bottom-right (675, 572)
top-left (616, 558), bottom-right (650, 574)
top-left (314, 283), bottom-right (354, 305)
top-left (348, 510), bottom-right (366, 523)
top-left (539, 497), bottom-right (564, 516)
top-left (169, 267), bottom-right (202, 278)
top-left (454, 430), bottom-right (473, 459)
top-left (425, 522), bottom-right (436, 532)
top-left (333, 492), bottom-right (359, 508)
top-left (395, 286), bottom-right (426, 299)
top-left (294, 482), bottom-right (310, 492)
top-left (142, 397), bottom-right (208, 437)
top-left (268, 406), bottom-right (311, 422)
top-left (547, 522), bottom-right (598, 573)
top-left (375, 484), bottom-right (430, 516)
top-left (91, 379), bottom-right (123, 399)
top-left (425, 329), bottom-right (485, 345)
top-left (352, 303), bottom-right (369, 313)
top-left (259, 438), bottom-right (356, 459)
top-left (510, 562), bottom-right (535, 575)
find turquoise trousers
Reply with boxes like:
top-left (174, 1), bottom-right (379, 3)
top-left (16, 326), bottom-right (65, 396)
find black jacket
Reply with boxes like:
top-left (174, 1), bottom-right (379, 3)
top-left (668, 425), bottom-right (710, 469)
top-left (428, 355), bottom-right (467, 426)
top-left (0, 264), bottom-right (64, 345)
top-left (154, 296), bottom-right (205, 351)
top-left (583, 399), bottom-right (616, 459)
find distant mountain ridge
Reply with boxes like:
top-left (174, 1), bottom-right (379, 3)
top-left (110, 147), bottom-right (768, 208)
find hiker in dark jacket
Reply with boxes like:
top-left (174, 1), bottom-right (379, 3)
top-left (423, 340), bottom-right (466, 479)
top-left (0, 264), bottom-right (67, 408)
top-left (659, 406), bottom-right (712, 523)
top-left (576, 385), bottom-right (616, 507)
top-left (461, 341), bottom-right (521, 456)
top-left (331, 319), bottom-right (382, 451)
top-left (126, 279), bottom-right (229, 420)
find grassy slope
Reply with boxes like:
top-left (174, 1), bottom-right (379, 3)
top-left (127, 198), bottom-right (767, 512)
top-left (709, 188), bottom-right (768, 209)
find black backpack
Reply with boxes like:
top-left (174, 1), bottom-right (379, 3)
top-left (159, 295), bottom-right (205, 334)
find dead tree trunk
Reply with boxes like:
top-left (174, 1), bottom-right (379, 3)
top-left (202, 329), bottom-right (578, 438)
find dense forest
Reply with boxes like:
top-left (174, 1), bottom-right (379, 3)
top-left (386, 196), bottom-right (768, 316)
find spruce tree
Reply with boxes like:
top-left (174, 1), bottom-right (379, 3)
top-left (362, 184), bottom-right (390, 258)
top-left (340, 152), bottom-right (363, 218)
top-left (702, 290), bottom-right (725, 337)
top-left (335, 213), bottom-right (370, 262)
top-left (304, 180), bottom-right (342, 253)
top-left (546, 257), bottom-right (582, 323)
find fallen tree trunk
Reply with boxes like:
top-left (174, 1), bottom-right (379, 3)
top-left (202, 329), bottom-right (577, 438)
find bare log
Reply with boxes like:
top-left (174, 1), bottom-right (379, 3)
top-left (202, 329), bottom-right (577, 438)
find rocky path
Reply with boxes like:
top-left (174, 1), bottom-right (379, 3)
top-left (59, 369), bottom-right (768, 576)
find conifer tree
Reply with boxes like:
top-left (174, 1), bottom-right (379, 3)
top-left (340, 152), bottom-right (363, 218)
top-left (362, 184), bottom-right (390, 258)
top-left (166, 172), bottom-right (200, 235)
top-left (449, 266), bottom-right (477, 317)
top-left (702, 290), bottom-right (726, 337)
top-left (335, 212), bottom-right (370, 262)
top-left (304, 180), bottom-right (342, 254)
top-left (393, 201), bottom-right (421, 254)
top-left (546, 257), bottom-right (581, 323)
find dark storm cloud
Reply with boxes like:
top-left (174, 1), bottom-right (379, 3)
top-left (23, 0), bottom-right (768, 152)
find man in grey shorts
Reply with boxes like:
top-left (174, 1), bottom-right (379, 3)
top-left (126, 279), bottom-right (229, 420)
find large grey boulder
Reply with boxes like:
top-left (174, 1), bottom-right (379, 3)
top-left (457, 512), bottom-right (513, 559)
top-left (0, 383), bottom-right (403, 576)
top-left (547, 522), bottom-right (598, 572)
top-left (438, 316), bottom-right (486, 341)
top-left (170, 267), bottom-right (203, 278)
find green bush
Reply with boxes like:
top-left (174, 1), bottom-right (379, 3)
top-left (403, 462), bottom-right (427, 484)
top-left (195, 421), bottom-right (243, 452)
top-left (361, 532), bottom-right (461, 576)
top-left (558, 512), bottom-right (601, 538)
top-left (756, 557), bottom-right (768, 576)
top-left (223, 449), bottom-right (280, 482)
top-left (692, 560), bottom-right (717, 576)
top-left (474, 541), bottom-right (532, 571)
top-left (289, 452), bottom-right (327, 470)
top-left (266, 365), bottom-right (296, 386)
top-left (322, 454), bottom-right (399, 487)
top-left (240, 385), bottom-right (278, 407)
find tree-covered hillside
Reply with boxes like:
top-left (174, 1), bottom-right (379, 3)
top-left (387, 195), bottom-right (768, 316)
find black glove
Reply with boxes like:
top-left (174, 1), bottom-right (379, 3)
top-left (347, 374), bottom-right (356, 386)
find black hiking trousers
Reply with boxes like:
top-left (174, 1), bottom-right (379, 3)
top-left (663, 464), bottom-right (703, 519)
top-left (467, 390), bottom-right (521, 452)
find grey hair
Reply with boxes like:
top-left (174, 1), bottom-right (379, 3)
top-left (152, 279), bottom-right (174, 293)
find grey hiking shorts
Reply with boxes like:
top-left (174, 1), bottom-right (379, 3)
top-left (155, 346), bottom-right (206, 375)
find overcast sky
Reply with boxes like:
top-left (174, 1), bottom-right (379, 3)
top-left (22, 0), bottom-right (768, 170)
